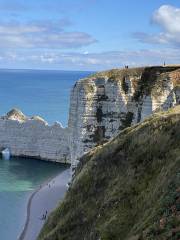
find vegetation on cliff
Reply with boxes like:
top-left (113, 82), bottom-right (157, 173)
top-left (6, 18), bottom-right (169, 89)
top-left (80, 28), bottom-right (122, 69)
top-left (80, 66), bottom-right (180, 99)
top-left (39, 106), bottom-right (180, 240)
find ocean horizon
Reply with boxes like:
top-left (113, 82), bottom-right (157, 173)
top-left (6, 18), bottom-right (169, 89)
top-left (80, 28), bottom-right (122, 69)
top-left (0, 69), bottom-right (93, 126)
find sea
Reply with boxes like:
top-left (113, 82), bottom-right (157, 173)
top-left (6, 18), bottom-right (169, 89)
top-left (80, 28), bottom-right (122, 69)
top-left (0, 69), bottom-right (93, 240)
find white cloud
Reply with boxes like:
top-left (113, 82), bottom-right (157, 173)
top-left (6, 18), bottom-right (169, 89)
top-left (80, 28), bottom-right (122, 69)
top-left (134, 5), bottom-right (180, 47)
top-left (0, 49), bottom-right (179, 70)
top-left (0, 20), bottom-right (97, 49)
top-left (152, 5), bottom-right (180, 34)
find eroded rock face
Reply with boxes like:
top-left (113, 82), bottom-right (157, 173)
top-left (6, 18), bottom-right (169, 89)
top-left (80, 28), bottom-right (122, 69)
top-left (68, 66), bottom-right (180, 167)
top-left (0, 109), bottom-right (70, 163)
top-left (0, 66), bottom-right (179, 165)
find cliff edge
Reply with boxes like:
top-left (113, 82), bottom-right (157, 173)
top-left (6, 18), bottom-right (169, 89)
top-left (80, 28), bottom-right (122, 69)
top-left (68, 66), bottom-right (180, 167)
top-left (0, 66), bottom-right (179, 165)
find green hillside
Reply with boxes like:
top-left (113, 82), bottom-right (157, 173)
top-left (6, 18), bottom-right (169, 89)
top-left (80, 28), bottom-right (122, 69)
top-left (39, 106), bottom-right (180, 240)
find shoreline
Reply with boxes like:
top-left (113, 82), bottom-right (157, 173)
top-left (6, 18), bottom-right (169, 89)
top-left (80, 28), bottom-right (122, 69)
top-left (18, 187), bottom-right (40, 240)
top-left (18, 169), bottom-right (70, 240)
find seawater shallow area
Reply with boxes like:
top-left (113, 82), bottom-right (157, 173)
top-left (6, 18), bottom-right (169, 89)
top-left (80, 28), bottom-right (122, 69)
top-left (0, 156), bottom-right (69, 240)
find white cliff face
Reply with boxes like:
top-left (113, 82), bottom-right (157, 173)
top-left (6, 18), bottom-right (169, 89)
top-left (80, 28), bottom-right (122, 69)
top-left (68, 66), bottom-right (180, 167)
top-left (0, 67), bottom-right (179, 166)
top-left (0, 109), bottom-right (70, 163)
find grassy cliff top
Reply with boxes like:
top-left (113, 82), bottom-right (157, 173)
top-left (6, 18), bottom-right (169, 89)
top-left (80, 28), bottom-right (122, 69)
top-left (39, 106), bottom-right (180, 240)
top-left (91, 65), bottom-right (180, 78)
top-left (77, 65), bottom-right (180, 82)
top-left (75, 66), bottom-right (180, 98)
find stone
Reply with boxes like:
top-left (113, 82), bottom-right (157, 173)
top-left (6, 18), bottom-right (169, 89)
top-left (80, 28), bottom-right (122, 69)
top-left (0, 66), bottom-right (179, 166)
top-left (68, 66), bottom-right (180, 167)
top-left (0, 109), bottom-right (70, 163)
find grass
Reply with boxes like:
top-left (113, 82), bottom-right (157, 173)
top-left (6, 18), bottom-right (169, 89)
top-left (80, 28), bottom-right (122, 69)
top-left (80, 66), bottom-right (180, 102)
top-left (38, 106), bottom-right (180, 240)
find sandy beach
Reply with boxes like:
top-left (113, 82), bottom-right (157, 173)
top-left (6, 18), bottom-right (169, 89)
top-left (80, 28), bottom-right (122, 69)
top-left (18, 168), bottom-right (70, 240)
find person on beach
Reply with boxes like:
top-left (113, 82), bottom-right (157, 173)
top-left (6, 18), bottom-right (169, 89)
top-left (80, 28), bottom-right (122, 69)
top-left (40, 211), bottom-right (48, 220)
top-left (44, 211), bottom-right (48, 220)
top-left (39, 214), bottom-right (45, 220)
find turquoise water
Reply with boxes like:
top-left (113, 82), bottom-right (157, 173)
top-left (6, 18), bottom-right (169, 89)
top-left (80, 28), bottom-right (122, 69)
top-left (0, 156), bottom-right (68, 240)
top-left (0, 69), bottom-right (92, 239)
top-left (0, 69), bottom-right (92, 126)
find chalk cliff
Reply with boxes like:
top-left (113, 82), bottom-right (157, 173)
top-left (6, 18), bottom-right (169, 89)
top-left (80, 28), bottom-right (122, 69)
top-left (68, 66), bottom-right (180, 167)
top-left (0, 109), bottom-right (70, 163)
top-left (0, 66), bottom-right (179, 164)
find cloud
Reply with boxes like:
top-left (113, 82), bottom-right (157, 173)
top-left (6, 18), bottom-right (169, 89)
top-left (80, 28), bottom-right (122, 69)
top-left (0, 49), bottom-right (179, 70)
top-left (0, 20), bottom-right (97, 49)
top-left (133, 32), bottom-right (171, 45)
top-left (152, 5), bottom-right (180, 34)
top-left (133, 5), bottom-right (180, 47)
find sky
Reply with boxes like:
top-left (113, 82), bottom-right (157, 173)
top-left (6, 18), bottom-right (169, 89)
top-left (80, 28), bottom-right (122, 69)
top-left (0, 0), bottom-right (180, 70)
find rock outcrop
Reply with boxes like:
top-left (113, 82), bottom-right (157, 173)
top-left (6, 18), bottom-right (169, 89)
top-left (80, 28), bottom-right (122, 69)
top-left (0, 66), bottom-right (179, 164)
top-left (68, 66), bottom-right (180, 167)
top-left (0, 109), bottom-right (70, 163)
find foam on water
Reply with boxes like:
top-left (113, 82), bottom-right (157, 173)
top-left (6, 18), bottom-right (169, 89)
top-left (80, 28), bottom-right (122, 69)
top-left (2, 148), bottom-right (10, 160)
